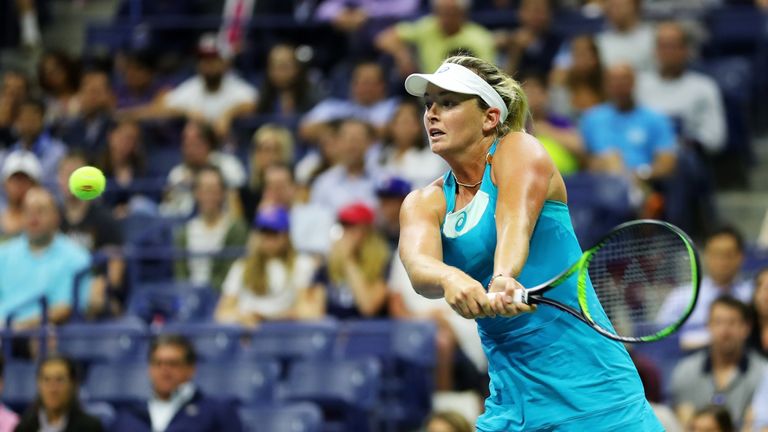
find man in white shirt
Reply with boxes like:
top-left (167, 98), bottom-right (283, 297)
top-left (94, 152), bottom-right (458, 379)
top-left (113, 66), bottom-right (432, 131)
top-left (596, 0), bottom-right (656, 72)
top-left (637, 21), bottom-right (726, 155)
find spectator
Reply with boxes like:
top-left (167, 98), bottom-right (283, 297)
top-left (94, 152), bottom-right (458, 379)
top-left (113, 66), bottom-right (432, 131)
top-left (15, 356), bottom-right (103, 432)
top-left (57, 152), bottom-right (125, 316)
top-left (424, 410), bottom-right (473, 432)
top-left (637, 21), bottom-right (726, 156)
top-left (239, 124), bottom-right (295, 221)
top-left (160, 119), bottom-right (246, 217)
top-left (308, 118), bottom-right (378, 214)
top-left (549, 35), bottom-right (605, 121)
top-left (59, 70), bottom-right (116, 154)
top-left (114, 50), bottom-right (168, 109)
top-left (375, 0), bottom-right (495, 77)
top-left (259, 163), bottom-right (298, 210)
top-left (749, 267), bottom-right (768, 357)
top-left (299, 61), bottom-right (398, 143)
top-left (0, 150), bottom-right (41, 240)
top-left (0, 70), bottom-right (32, 148)
top-left (670, 296), bottom-right (766, 426)
top-left (580, 64), bottom-right (676, 186)
top-left (97, 119), bottom-right (154, 218)
top-left (377, 100), bottom-right (447, 188)
top-left (122, 33), bottom-right (257, 136)
top-left (688, 405), bottom-right (734, 432)
top-left (304, 202), bottom-right (390, 319)
top-left (2, 98), bottom-right (66, 187)
top-left (523, 72), bottom-right (584, 175)
top-left (0, 357), bottom-right (19, 432)
top-left (0, 187), bottom-right (93, 329)
top-left (255, 44), bottom-right (320, 116)
top-left (215, 206), bottom-right (318, 325)
top-left (112, 335), bottom-right (243, 432)
top-left (376, 175), bottom-right (412, 248)
top-left (496, 0), bottom-right (563, 77)
top-left (175, 166), bottom-right (247, 291)
top-left (658, 226), bottom-right (753, 349)
top-left (37, 51), bottom-right (81, 127)
top-left (629, 350), bottom-right (684, 432)
top-left (752, 370), bottom-right (768, 432)
top-left (1, 70), bottom-right (31, 103)
top-left (596, 0), bottom-right (655, 71)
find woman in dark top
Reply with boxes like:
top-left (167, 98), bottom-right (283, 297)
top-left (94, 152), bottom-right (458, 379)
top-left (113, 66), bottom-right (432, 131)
top-left (255, 44), bottom-right (319, 117)
top-left (749, 267), bottom-right (768, 357)
top-left (15, 356), bottom-right (103, 432)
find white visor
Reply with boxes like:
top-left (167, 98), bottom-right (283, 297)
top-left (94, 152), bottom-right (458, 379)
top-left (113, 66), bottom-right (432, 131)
top-left (404, 62), bottom-right (508, 122)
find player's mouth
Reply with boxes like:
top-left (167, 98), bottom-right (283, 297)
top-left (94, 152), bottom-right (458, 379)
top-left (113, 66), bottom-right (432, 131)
top-left (429, 128), bottom-right (445, 140)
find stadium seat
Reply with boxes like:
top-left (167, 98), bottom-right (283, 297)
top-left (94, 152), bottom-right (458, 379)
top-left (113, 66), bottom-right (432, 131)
top-left (239, 320), bottom-right (338, 363)
top-left (158, 322), bottom-right (244, 361)
top-left (83, 401), bottom-right (117, 430)
top-left (56, 317), bottom-right (149, 363)
top-left (83, 362), bottom-right (151, 405)
top-left (281, 358), bottom-right (381, 432)
top-left (1, 361), bottom-right (37, 410)
top-left (127, 282), bottom-right (218, 324)
top-left (194, 360), bottom-right (280, 405)
top-left (239, 403), bottom-right (323, 432)
top-left (564, 173), bottom-right (634, 248)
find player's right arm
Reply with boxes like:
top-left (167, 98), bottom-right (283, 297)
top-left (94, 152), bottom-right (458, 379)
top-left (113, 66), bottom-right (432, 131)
top-left (398, 185), bottom-right (493, 319)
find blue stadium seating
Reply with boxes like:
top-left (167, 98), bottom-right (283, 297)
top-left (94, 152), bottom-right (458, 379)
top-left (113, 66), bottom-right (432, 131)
top-left (564, 173), bottom-right (634, 248)
top-left (158, 322), bottom-right (244, 361)
top-left (194, 360), bottom-right (280, 405)
top-left (83, 401), bottom-right (117, 430)
top-left (281, 358), bottom-right (381, 432)
top-left (239, 403), bottom-right (324, 432)
top-left (127, 282), bottom-right (218, 324)
top-left (83, 362), bottom-right (151, 405)
top-left (239, 320), bottom-right (338, 363)
top-left (1, 362), bottom-right (37, 410)
top-left (56, 317), bottom-right (149, 363)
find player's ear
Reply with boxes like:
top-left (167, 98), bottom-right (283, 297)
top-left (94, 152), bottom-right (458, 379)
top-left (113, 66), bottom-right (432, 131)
top-left (482, 107), bottom-right (501, 134)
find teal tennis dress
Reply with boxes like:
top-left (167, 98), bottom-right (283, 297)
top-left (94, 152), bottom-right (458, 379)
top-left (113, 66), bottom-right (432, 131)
top-left (441, 141), bottom-right (663, 431)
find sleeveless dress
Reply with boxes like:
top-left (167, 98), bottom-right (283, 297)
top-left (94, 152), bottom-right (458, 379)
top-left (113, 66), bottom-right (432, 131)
top-left (440, 140), bottom-right (663, 431)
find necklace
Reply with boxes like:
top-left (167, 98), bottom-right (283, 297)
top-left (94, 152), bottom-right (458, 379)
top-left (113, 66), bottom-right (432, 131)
top-left (452, 172), bottom-right (482, 188)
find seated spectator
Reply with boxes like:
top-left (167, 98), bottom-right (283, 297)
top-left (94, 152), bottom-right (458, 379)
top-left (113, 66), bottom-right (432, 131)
top-left (549, 35), bottom-right (605, 121)
top-left (37, 50), bottom-right (80, 127)
top-left (375, 0), bottom-right (495, 77)
top-left (121, 33), bottom-right (257, 136)
top-left (114, 49), bottom-right (168, 109)
top-left (688, 405), bottom-right (734, 432)
top-left (0, 70), bottom-right (30, 148)
top-left (522, 72), bottom-right (584, 175)
top-left (113, 335), bottom-right (243, 432)
top-left (1, 68), bottom-right (31, 104)
top-left (1, 97), bottom-right (66, 187)
top-left (496, 0), bottom-right (563, 77)
top-left (239, 124), bottom-right (295, 221)
top-left (255, 44), bottom-right (321, 116)
top-left (298, 61), bottom-right (398, 143)
top-left (304, 203), bottom-right (390, 319)
top-left (57, 152), bottom-right (125, 316)
top-left (749, 267), bottom-right (768, 357)
top-left (0, 187), bottom-right (94, 329)
top-left (637, 21), bottom-right (726, 156)
top-left (215, 206), bottom-right (318, 326)
top-left (670, 296), bottom-right (766, 426)
top-left (752, 370), bottom-right (768, 432)
top-left (0, 357), bottom-right (19, 432)
top-left (175, 166), bottom-right (247, 291)
top-left (0, 150), bottom-right (41, 240)
top-left (309, 118), bottom-right (378, 214)
top-left (377, 100), bottom-right (447, 188)
top-left (424, 410), bottom-right (473, 432)
top-left (376, 176), bottom-right (412, 249)
top-left (295, 120), bottom-right (343, 191)
top-left (259, 163), bottom-right (298, 211)
top-left (59, 69), bottom-right (116, 154)
top-left (97, 119), bottom-right (155, 218)
top-left (160, 119), bottom-right (246, 217)
top-left (658, 226), bottom-right (753, 349)
top-left (629, 350), bottom-right (683, 432)
top-left (596, 0), bottom-right (655, 72)
top-left (15, 355), bottom-right (103, 432)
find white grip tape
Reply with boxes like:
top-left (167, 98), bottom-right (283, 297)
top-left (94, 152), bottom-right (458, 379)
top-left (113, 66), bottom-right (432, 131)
top-left (488, 290), bottom-right (528, 304)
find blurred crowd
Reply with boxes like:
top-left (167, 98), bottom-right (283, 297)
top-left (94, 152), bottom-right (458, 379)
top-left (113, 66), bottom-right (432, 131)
top-left (1, 0), bottom-right (768, 431)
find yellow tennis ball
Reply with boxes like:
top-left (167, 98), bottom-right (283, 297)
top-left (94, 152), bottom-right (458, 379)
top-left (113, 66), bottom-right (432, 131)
top-left (68, 166), bottom-right (106, 201)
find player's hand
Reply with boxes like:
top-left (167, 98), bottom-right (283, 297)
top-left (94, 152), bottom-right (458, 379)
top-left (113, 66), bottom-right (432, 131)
top-left (488, 276), bottom-right (536, 317)
top-left (442, 271), bottom-right (495, 320)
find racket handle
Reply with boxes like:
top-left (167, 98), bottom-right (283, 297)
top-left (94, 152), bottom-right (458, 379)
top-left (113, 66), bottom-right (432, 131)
top-left (488, 290), bottom-right (529, 304)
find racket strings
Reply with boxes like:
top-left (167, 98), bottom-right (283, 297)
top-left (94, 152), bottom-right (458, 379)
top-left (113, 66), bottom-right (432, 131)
top-left (586, 224), bottom-right (695, 338)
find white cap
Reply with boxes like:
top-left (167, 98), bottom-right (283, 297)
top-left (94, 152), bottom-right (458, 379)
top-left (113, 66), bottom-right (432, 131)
top-left (2, 150), bottom-right (42, 182)
top-left (404, 62), bottom-right (508, 122)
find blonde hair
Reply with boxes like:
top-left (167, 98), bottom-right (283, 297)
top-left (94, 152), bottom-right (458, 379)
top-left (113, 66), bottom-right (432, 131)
top-left (242, 235), bottom-right (296, 296)
top-left (444, 55), bottom-right (529, 136)
top-left (328, 230), bottom-right (390, 285)
top-left (250, 124), bottom-right (295, 189)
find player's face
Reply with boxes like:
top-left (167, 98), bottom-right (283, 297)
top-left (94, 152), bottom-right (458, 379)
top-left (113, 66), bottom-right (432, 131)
top-left (149, 345), bottom-right (195, 399)
top-left (423, 84), bottom-right (486, 156)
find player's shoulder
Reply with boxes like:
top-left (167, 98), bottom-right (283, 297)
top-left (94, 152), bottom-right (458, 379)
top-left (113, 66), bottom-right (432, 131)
top-left (401, 179), bottom-right (446, 217)
top-left (495, 132), bottom-right (553, 167)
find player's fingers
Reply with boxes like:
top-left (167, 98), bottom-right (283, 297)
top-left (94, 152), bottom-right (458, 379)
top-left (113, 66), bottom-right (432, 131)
top-left (465, 295), bottom-right (482, 317)
top-left (473, 290), bottom-right (494, 318)
top-left (489, 292), bottom-right (506, 315)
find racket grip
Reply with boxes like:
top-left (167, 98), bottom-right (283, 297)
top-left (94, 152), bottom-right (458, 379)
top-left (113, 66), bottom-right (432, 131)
top-left (488, 290), bottom-right (528, 304)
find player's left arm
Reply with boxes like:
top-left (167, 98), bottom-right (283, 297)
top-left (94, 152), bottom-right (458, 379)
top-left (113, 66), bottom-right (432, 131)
top-left (489, 132), bottom-right (555, 314)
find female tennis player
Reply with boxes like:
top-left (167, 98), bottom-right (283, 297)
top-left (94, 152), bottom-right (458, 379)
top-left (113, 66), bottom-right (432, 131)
top-left (399, 56), bottom-right (663, 431)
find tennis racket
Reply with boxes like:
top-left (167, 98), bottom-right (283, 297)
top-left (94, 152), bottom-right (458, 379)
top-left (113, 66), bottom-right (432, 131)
top-left (488, 219), bottom-right (701, 343)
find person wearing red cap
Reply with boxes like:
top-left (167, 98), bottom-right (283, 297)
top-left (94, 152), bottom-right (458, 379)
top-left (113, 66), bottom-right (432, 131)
top-left (302, 202), bottom-right (391, 319)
